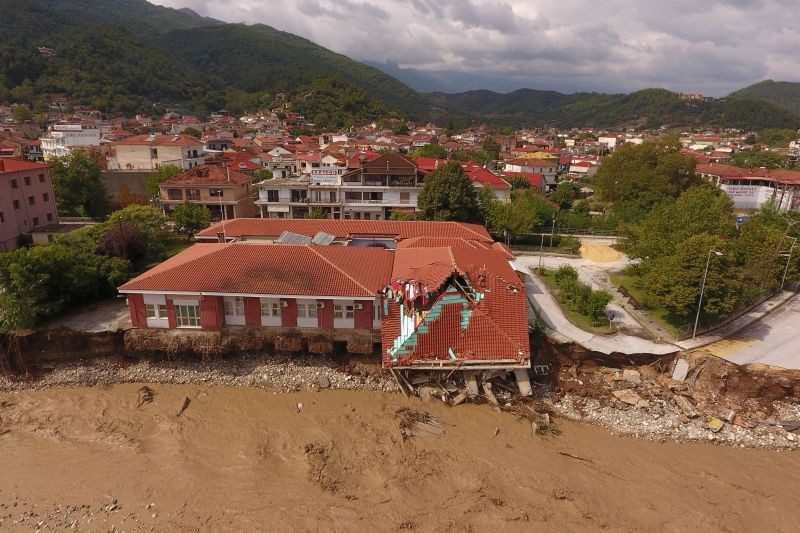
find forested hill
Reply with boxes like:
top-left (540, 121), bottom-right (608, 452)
top-left (1, 0), bottom-right (799, 131)
top-left (430, 88), bottom-right (800, 130)
top-left (0, 0), bottom-right (428, 125)
top-left (727, 80), bottom-right (800, 116)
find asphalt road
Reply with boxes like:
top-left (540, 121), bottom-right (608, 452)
top-left (701, 294), bottom-right (800, 370)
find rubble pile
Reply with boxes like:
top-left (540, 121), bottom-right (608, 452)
top-left (550, 361), bottom-right (800, 449)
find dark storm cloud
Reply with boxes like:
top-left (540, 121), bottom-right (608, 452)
top-left (151, 0), bottom-right (800, 95)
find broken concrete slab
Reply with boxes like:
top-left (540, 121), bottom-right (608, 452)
top-left (622, 369), bottom-right (642, 386)
top-left (672, 394), bottom-right (699, 418)
top-left (514, 369), bottom-right (533, 397)
top-left (483, 382), bottom-right (499, 406)
top-left (671, 358), bottom-right (690, 382)
top-left (612, 388), bottom-right (650, 408)
top-left (463, 371), bottom-right (479, 395)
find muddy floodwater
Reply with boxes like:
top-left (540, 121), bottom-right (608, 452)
top-left (1, 384), bottom-right (798, 531)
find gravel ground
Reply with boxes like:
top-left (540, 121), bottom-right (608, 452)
top-left (0, 354), bottom-right (400, 395)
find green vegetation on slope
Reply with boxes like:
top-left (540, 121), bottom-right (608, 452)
top-left (728, 80), bottom-right (800, 116)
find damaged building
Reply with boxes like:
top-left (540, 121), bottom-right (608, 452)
top-left (119, 220), bottom-right (533, 384)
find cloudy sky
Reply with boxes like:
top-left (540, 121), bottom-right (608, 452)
top-left (151, 0), bottom-right (799, 96)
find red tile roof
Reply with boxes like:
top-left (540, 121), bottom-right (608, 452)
top-left (697, 163), bottom-right (800, 184)
top-left (196, 219), bottom-right (493, 242)
top-left (381, 247), bottom-right (529, 367)
top-left (115, 134), bottom-right (203, 147)
top-left (501, 171), bottom-right (545, 187)
top-left (162, 165), bottom-right (252, 186)
top-left (120, 243), bottom-right (394, 297)
top-left (0, 159), bottom-right (48, 173)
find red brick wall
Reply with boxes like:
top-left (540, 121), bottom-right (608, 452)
top-left (200, 296), bottom-right (223, 330)
top-left (318, 299), bottom-right (333, 328)
top-left (281, 298), bottom-right (297, 327)
top-left (244, 297), bottom-right (261, 326)
top-left (166, 299), bottom-right (177, 329)
top-left (128, 294), bottom-right (147, 328)
top-left (354, 300), bottom-right (373, 330)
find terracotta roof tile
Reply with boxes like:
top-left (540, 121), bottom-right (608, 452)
top-left (120, 243), bottom-right (394, 297)
top-left (196, 219), bottom-right (493, 242)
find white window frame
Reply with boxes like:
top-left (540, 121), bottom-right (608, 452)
top-left (223, 297), bottom-right (246, 326)
top-left (297, 299), bottom-right (318, 328)
top-left (175, 304), bottom-right (201, 328)
top-left (333, 301), bottom-right (355, 329)
top-left (260, 298), bottom-right (282, 326)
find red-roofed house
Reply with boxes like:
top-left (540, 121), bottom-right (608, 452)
top-left (500, 171), bottom-right (547, 193)
top-left (159, 164), bottom-right (256, 221)
top-left (119, 220), bottom-right (532, 375)
top-left (119, 243), bottom-right (393, 331)
top-left (0, 160), bottom-right (58, 250)
top-left (697, 163), bottom-right (800, 212)
top-left (381, 246), bottom-right (530, 369)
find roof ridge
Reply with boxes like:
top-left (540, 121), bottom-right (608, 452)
top-left (454, 222), bottom-right (492, 241)
top-left (308, 246), bottom-right (374, 295)
top-left (121, 243), bottom-right (229, 288)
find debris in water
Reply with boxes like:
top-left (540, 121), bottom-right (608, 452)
top-left (177, 396), bottom-right (191, 417)
top-left (137, 386), bottom-right (155, 408)
top-left (395, 407), bottom-right (445, 439)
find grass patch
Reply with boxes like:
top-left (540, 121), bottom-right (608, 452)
top-left (537, 268), bottom-right (617, 335)
top-left (608, 273), bottom-right (684, 336)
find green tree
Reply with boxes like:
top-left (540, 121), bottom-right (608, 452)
top-left (49, 152), bottom-right (109, 218)
top-left (552, 180), bottom-right (579, 209)
top-left (490, 196), bottom-right (538, 243)
top-left (417, 161), bottom-right (480, 222)
top-left (0, 244), bottom-right (130, 329)
top-left (482, 136), bottom-right (501, 160)
top-left (306, 207), bottom-right (328, 219)
top-left (410, 143), bottom-right (448, 159)
top-left (11, 105), bottom-right (32, 122)
top-left (623, 184), bottom-right (735, 263)
top-left (585, 290), bottom-right (614, 325)
top-left (730, 149), bottom-right (788, 169)
top-left (393, 123), bottom-right (409, 135)
top-left (145, 164), bottom-right (181, 199)
top-left (252, 169), bottom-right (273, 183)
top-left (594, 138), bottom-right (700, 224)
top-left (182, 126), bottom-right (202, 138)
top-left (477, 185), bottom-right (497, 224)
top-left (756, 128), bottom-right (797, 147)
top-left (172, 203), bottom-right (211, 236)
top-left (505, 176), bottom-right (531, 190)
top-left (644, 234), bottom-right (744, 321)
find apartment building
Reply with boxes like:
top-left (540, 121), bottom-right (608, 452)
top-left (40, 124), bottom-right (101, 160)
top-left (0, 160), bottom-right (58, 250)
top-left (109, 134), bottom-right (204, 171)
top-left (159, 164), bottom-right (256, 221)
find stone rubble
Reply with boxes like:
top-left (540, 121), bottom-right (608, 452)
top-left (0, 354), bottom-right (400, 395)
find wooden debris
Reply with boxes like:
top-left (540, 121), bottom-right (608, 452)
top-left (395, 407), bottom-right (445, 439)
top-left (137, 386), bottom-right (155, 408)
top-left (177, 396), bottom-right (191, 417)
top-left (483, 382), bottom-right (499, 406)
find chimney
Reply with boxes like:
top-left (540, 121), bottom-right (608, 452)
top-left (217, 231), bottom-right (225, 243)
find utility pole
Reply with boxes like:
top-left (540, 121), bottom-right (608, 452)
top-left (549, 215), bottom-right (556, 249)
top-left (780, 236), bottom-right (797, 291)
top-left (693, 249), bottom-right (723, 339)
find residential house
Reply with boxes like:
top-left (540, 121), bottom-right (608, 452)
top-left (0, 160), bottom-right (58, 250)
top-left (159, 164), bottom-right (256, 221)
top-left (109, 134), bottom-right (204, 171)
top-left (40, 124), bottom-right (101, 160)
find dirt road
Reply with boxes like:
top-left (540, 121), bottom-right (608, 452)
top-left (1, 385), bottom-right (798, 532)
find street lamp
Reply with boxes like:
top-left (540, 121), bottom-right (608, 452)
top-left (780, 236), bottom-right (797, 291)
top-left (693, 249), bottom-right (723, 339)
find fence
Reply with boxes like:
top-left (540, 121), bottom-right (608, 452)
top-left (532, 227), bottom-right (619, 237)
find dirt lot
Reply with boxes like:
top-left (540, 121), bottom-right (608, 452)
top-left (1, 384), bottom-right (798, 532)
